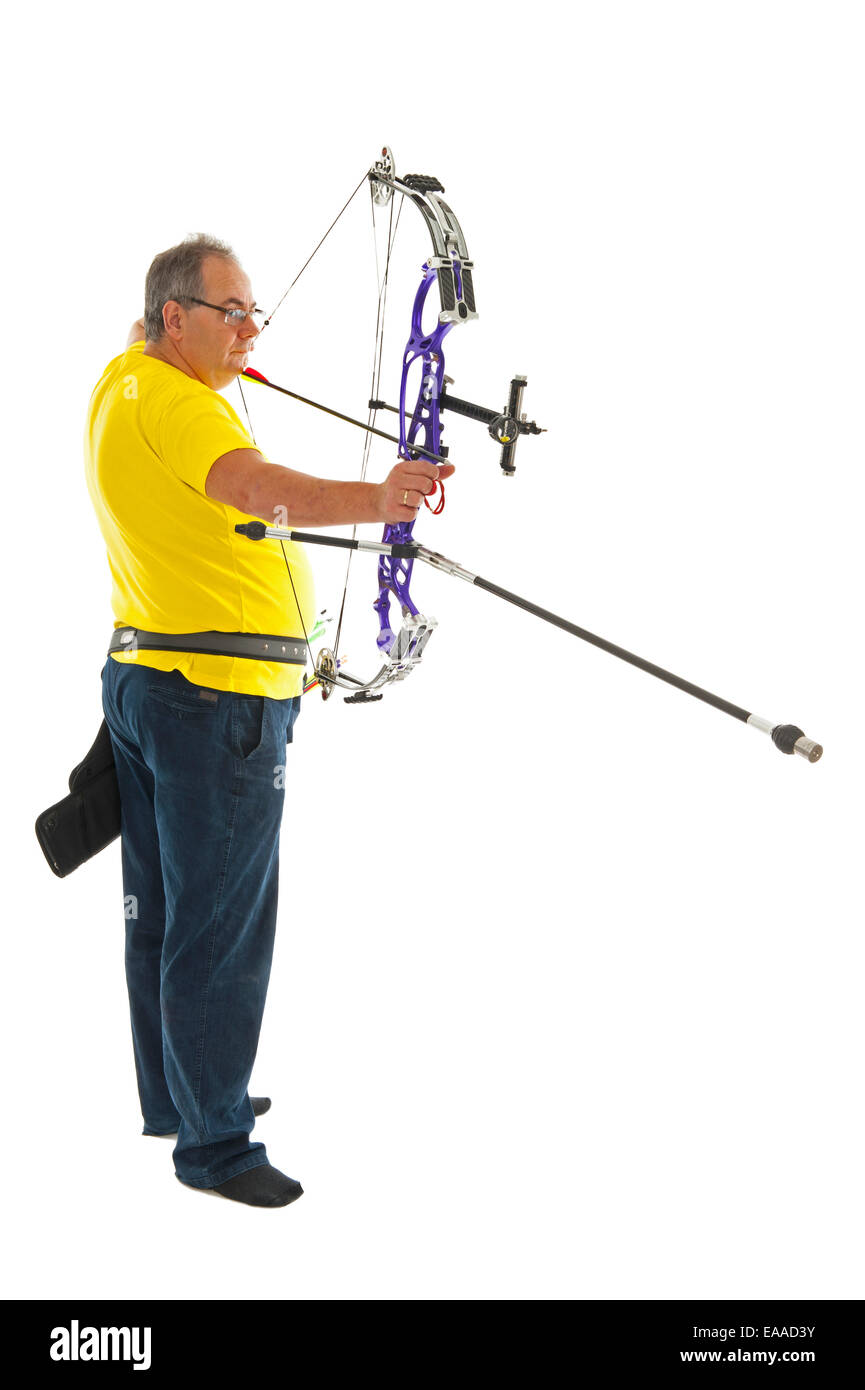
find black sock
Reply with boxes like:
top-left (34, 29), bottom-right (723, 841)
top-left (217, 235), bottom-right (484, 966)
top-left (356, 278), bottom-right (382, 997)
top-left (210, 1164), bottom-right (303, 1208)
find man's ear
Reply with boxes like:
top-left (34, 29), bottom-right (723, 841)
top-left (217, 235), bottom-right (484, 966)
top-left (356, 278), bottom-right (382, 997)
top-left (162, 300), bottom-right (185, 340)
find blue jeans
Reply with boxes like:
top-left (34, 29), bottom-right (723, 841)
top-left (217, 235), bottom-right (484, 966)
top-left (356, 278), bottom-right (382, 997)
top-left (101, 659), bottom-right (301, 1188)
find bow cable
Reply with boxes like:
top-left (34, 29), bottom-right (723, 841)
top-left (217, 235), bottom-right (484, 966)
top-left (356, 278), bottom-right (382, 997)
top-left (236, 374), bottom-right (317, 686)
top-left (330, 183), bottom-right (404, 667)
top-left (236, 165), bottom-right (408, 693)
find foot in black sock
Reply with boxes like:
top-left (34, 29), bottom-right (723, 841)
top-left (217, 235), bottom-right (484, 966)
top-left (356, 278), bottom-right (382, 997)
top-left (209, 1164), bottom-right (303, 1208)
top-left (144, 1096), bottom-right (272, 1138)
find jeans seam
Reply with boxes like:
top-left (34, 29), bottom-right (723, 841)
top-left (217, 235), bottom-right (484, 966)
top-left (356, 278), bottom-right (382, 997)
top-left (191, 758), bottom-right (244, 1121)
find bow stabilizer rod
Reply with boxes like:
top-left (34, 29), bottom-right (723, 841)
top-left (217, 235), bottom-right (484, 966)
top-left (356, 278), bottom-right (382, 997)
top-left (235, 522), bottom-right (822, 761)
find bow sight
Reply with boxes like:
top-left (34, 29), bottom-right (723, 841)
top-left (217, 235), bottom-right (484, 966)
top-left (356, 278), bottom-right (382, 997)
top-left (369, 375), bottom-right (545, 478)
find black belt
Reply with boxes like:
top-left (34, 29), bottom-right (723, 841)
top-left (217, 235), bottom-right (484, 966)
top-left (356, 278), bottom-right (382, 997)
top-left (109, 627), bottom-right (308, 665)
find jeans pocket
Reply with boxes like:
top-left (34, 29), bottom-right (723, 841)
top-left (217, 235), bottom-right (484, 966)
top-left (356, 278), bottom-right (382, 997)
top-left (232, 695), bottom-right (266, 761)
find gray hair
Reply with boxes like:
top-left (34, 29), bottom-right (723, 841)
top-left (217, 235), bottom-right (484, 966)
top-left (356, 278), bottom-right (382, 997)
top-left (144, 233), bottom-right (238, 340)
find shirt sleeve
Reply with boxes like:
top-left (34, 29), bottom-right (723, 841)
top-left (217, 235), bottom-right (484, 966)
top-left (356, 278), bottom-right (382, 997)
top-left (157, 390), bottom-right (254, 496)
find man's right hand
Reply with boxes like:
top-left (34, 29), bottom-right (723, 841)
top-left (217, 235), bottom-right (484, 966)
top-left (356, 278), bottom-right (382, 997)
top-left (207, 449), bottom-right (455, 531)
top-left (378, 457), bottom-right (456, 523)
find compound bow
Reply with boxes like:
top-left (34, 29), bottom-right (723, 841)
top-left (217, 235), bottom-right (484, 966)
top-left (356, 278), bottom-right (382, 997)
top-left (235, 147), bottom-right (822, 763)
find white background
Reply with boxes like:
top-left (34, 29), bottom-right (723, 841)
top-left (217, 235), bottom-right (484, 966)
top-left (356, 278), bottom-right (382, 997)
top-left (3, 0), bottom-right (862, 1300)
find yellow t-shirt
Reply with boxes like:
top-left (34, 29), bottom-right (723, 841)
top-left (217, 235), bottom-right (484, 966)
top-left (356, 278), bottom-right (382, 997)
top-left (85, 342), bottom-right (315, 698)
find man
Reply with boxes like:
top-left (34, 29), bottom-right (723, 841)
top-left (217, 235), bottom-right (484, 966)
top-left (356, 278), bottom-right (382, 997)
top-left (86, 233), bottom-right (453, 1207)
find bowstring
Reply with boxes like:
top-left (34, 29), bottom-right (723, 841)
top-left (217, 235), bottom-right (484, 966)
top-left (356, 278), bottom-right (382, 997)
top-left (236, 166), bottom-right (394, 691)
top-left (236, 377), bottom-right (315, 684)
top-left (262, 171), bottom-right (369, 328)
top-left (330, 184), bottom-right (404, 663)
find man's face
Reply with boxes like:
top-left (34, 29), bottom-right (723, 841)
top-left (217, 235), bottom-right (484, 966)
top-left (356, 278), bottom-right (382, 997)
top-left (168, 255), bottom-right (261, 389)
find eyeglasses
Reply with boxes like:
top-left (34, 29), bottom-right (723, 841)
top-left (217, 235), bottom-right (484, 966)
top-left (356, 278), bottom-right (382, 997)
top-left (188, 297), bottom-right (265, 327)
